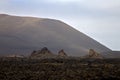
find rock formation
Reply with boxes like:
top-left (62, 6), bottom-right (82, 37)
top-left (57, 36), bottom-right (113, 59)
top-left (30, 47), bottom-right (56, 59)
top-left (30, 48), bottom-right (69, 59)
top-left (39, 47), bottom-right (52, 55)
top-left (84, 49), bottom-right (103, 59)
top-left (30, 50), bottom-right (37, 57)
top-left (58, 49), bottom-right (67, 57)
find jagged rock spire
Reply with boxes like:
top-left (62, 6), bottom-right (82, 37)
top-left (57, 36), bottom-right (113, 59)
top-left (30, 47), bottom-right (54, 59)
top-left (31, 50), bottom-right (37, 56)
top-left (39, 47), bottom-right (52, 54)
top-left (84, 49), bottom-right (103, 59)
top-left (58, 49), bottom-right (67, 57)
top-left (89, 49), bottom-right (97, 57)
top-left (88, 49), bottom-right (103, 59)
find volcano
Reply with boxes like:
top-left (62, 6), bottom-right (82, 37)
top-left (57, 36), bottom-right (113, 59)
top-left (0, 14), bottom-right (111, 56)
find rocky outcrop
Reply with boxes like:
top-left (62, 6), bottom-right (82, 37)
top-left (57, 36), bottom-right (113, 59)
top-left (58, 49), bottom-right (67, 57)
top-left (31, 50), bottom-right (37, 56)
top-left (30, 47), bottom-right (56, 59)
top-left (84, 49), bottom-right (103, 59)
top-left (39, 47), bottom-right (52, 55)
top-left (30, 48), bottom-right (69, 59)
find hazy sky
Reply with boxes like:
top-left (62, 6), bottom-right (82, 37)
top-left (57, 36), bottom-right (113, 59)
top-left (0, 0), bottom-right (120, 50)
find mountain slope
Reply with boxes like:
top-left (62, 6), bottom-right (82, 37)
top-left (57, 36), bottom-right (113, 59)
top-left (102, 51), bottom-right (120, 58)
top-left (0, 14), bottom-right (111, 56)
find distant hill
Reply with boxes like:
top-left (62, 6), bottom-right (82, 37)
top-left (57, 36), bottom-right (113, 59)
top-left (0, 14), bottom-right (111, 56)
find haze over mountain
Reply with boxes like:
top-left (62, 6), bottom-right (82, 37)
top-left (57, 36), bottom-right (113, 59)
top-left (0, 14), bottom-right (111, 56)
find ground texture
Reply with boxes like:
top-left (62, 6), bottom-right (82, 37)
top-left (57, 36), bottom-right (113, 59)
top-left (0, 58), bottom-right (120, 80)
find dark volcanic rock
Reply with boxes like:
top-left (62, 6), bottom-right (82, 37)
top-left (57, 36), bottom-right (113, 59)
top-left (30, 47), bottom-right (56, 59)
top-left (39, 47), bottom-right (52, 54)
top-left (30, 50), bottom-right (37, 57)
top-left (58, 49), bottom-right (67, 57)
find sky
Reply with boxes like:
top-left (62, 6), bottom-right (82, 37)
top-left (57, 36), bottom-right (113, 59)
top-left (0, 0), bottom-right (120, 50)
